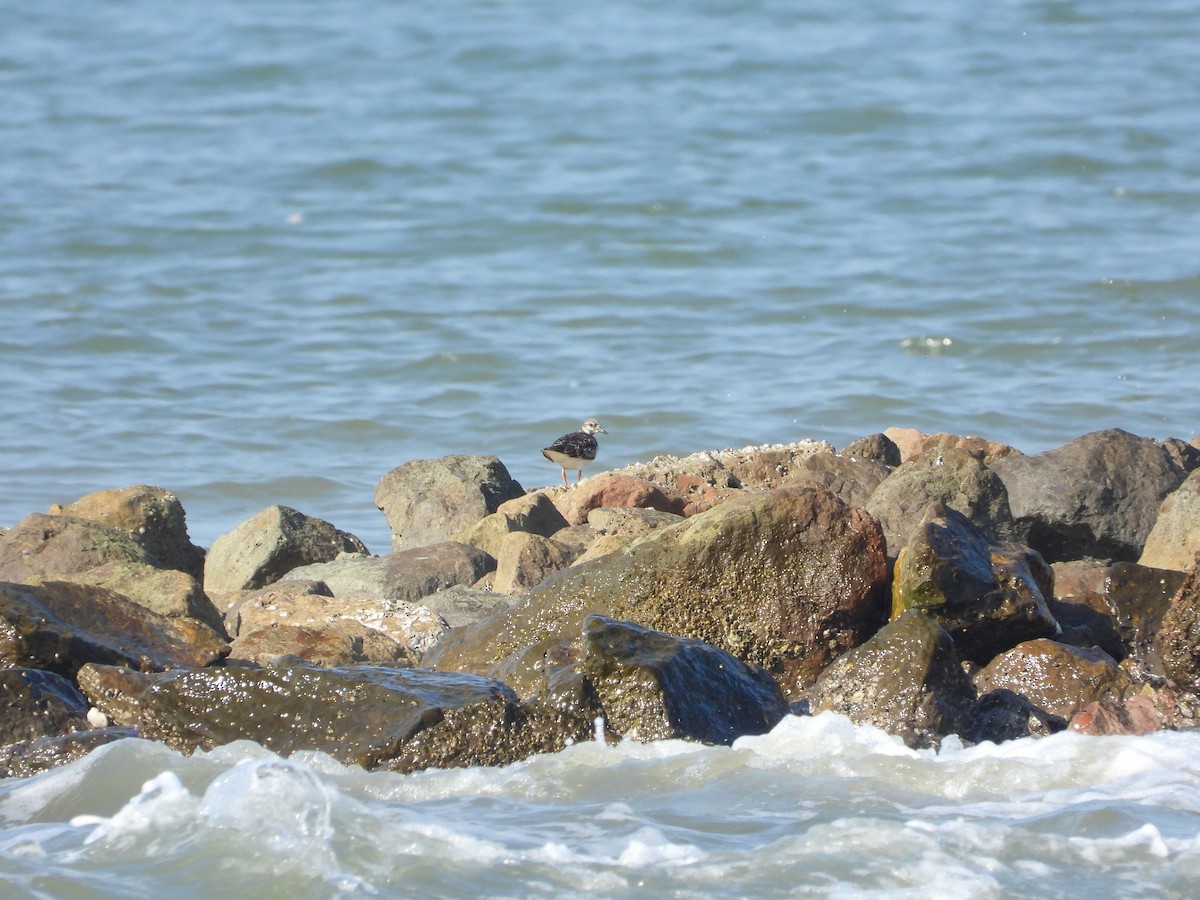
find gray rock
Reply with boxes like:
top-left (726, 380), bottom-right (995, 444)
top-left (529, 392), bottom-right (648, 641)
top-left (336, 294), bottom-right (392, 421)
top-left (989, 428), bottom-right (1193, 563)
top-left (374, 455), bottom-right (525, 551)
top-left (562, 615), bottom-right (789, 745)
top-left (805, 610), bottom-right (976, 749)
top-left (0, 581), bottom-right (228, 676)
top-left (0, 513), bottom-right (162, 582)
top-left (203, 505), bottom-right (369, 594)
top-left (49, 484), bottom-right (205, 579)
top-left (891, 504), bottom-right (1058, 665)
top-left (781, 451), bottom-right (892, 510)
top-left (866, 447), bottom-right (1014, 553)
top-left (417, 585), bottom-right (514, 629)
top-left (1140, 470), bottom-right (1200, 572)
top-left (284, 542), bottom-right (495, 605)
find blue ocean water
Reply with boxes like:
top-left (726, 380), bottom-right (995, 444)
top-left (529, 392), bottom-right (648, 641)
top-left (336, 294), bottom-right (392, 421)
top-left (3, 2), bottom-right (1200, 892)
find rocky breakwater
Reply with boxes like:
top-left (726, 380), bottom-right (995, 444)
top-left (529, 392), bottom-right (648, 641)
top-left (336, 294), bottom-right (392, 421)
top-left (4, 427), bottom-right (1200, 778)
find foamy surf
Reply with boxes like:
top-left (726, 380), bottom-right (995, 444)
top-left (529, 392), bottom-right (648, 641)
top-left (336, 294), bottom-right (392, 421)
top-left (3, 714), bottom-right (1200, 897)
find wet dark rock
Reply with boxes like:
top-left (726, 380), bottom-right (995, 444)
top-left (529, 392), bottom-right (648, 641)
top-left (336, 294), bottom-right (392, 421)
top-left (841, 432), bottom-right (902, 468)
top-left (968, 689), bottom-right (1059, 743)
top-left (283, 542), bottom-right (495, 605)
top-left (1104, 562), bottom-right (1187, 672)
top-left (49, 484), bottom-right (205, 579)
top-left (0, 728), bottom-right (139, 779)
top-left (989, 428), bottom-right (1193, 563)
top-left (891, 504), bottom-right (1058, 665)
top-left (374, 455), bottom-right (525, 552)
top-left (1140, 469), bottom-right (1200, 572)
top-left (0, 581), bottom-right (228, 677)
top-left (425, 486), bottom-right (889, 701)
top-left (452, 492), bottom-right (570, 558)
top-left (203, 505), bottom-right (369, 595)
top-left (77, 657), bottom-right (590, 772)
top-left (1155, 559), bottom-right (1200, 693)
top-left (0, 668), bottom-right (92, 745)
top-left (805, 610), bottom-right (976, 749)
top-left (972, 639), bottom-right (1131, 728)
top-left (866, 447), bottom-right (1015, 552)
top-left (564, 615), bottom-right (789, 745)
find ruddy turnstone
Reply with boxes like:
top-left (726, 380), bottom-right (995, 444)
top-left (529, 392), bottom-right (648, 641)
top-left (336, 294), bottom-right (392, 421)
top-left (542, 418), bottom-right (607, 486)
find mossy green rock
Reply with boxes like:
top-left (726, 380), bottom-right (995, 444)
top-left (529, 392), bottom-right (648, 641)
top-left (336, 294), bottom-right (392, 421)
top-left (426, 486), bottom-right (889, 700)
top-left (891, 503), bottom-right (1057, 665)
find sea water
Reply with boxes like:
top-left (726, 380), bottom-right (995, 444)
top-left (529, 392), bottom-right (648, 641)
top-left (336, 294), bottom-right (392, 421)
top-left (3, 1), bottom-right (1200, 893)
top-left (3, 715), bottom-right (1200, 898)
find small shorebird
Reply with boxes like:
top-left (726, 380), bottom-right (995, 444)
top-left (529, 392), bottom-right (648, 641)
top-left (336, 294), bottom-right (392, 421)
top-left (542, 418), bottom-right (607, 486)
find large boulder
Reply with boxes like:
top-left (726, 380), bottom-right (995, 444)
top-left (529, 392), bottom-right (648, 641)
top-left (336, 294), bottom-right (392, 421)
top-left (0, 668), bottom-right (92, 746)
top-left (49, 485), bottom-right (205, 579)
top-left (283, 542), bottom-right (495, 604)
top-left (780, 451), bottom-right (891, 511)
top-left (0, 581), bottom-right (228, 676)
top-left (804, 610), bottom-right (976, 749)
top-left (1139, 470), bottom-right (1200, 572)
top-left (203, 505), bottom-right (368, 595)
top-left (77, 657), bottom-right (592, 773)
top-left (374, 455), bottom-right (525, 551)
top-left (866, 447), bottom-right (1014, 552)
top-left (559, 615), bottom-right (789, 745)
top-left (891, 504), bottom-right (1058, 665)
top-left (426, 486), bottom-right (889, 700)
top-left (0, 513), bottom-right (161, 582)
top-left (1154, 559), bottom-right (1200, 693)
top-left (492, 532), bottom-right (578, 595)
top-left (973, 639), bottom-right (1131, 728)
top-left (989, 428), bottom-right (1193, 563)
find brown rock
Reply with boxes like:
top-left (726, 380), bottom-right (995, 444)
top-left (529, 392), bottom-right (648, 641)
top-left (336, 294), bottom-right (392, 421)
top-left (451, 492), bottom-right (570, 558)
top-left (0, 513), bottom-right (161, 583)
top-left (50, 485), bottom-right (205, 579)
top-left (973, 639), bottom-right (1130, 727)
top-left (1139, 470), bottom-right (1200, 572)
top-left (228, 621), bottom-right (416, 668)
top-left (551, 474), bottom-right (688, 526)
top-left (492, 532), bottom-right (577, 595)
top-left (1155, 558), bottom-right (1200, 693)
top-left (1069, 696), bottom-right (1166, 736)
top-left (883, 428), bottom-right (1022, 465)
top-left (426, 486), bottom-right (889, 701)
top-left (780, 452), bottom-right (891, 510)
top-left (0, 581), bottom-right (228, 676)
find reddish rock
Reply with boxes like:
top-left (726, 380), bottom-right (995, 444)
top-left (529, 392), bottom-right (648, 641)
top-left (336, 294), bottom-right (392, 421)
top-left (883, 428), bottom-right (1022, 465)
top-left (551, 474), bottom-right (688, 526)
top-left (1069, 696), bottom-right (1166, 736)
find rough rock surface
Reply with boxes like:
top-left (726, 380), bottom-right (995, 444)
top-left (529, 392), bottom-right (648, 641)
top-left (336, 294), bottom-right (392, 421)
top-left (203, 505), bottom-right (369, 594)
top-left (805, 610), bottom-right (976, 749)
top-left (0, 728), bottom-right (139, 780)
top-left (228, 621), bottom-right (416, 668)
top-left (451, 492), bottom-right (569, 558)
top-left (1155, 560), bottom-right (1200, 693)
top-left (883, 428), bottom-right (1023, 465)
top-left (0, 513), bottom-right (163, 583)
top-left (426, 486), bottom-right (889, 700)
top-left (1069, 696), bottom-right (1168, 736)
top-left (990, 428), bottom-right (1193, 563)
top-left (283, 542), bottom-right (495, 604)
top-left (973, 639), bottom-right (1131, 727)
top-left (415, 585), bottom-right (514, 629)
top-left (0, 581), bottom-right (228, 676)
top-left (780, 452), bottom-right (891, 511)
top-left (550, 474), bottom-right (688, 526)
top-left (890, 504), bottom-right (1058, 664)
top-left (77, 657), bottom-right (591, 773)
top-left (375, 455), bottom-right (525, 551)
top-left (492, 532), bottom-right (578, 595)
top-left (565, 615), bottom-right (788, 745)
top-left (1139, 470), bottom-right (1200, 571)
top-left (232, 583), bottom-right (448, 654)
top-left (49, 484), bottom-right (206, 579)
top-left (841, 432), bottom-right (902, 468)
top-left (0, 668), bottom-right (92, 745)
top-left (866, 447), bottom-right (1014, 552)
